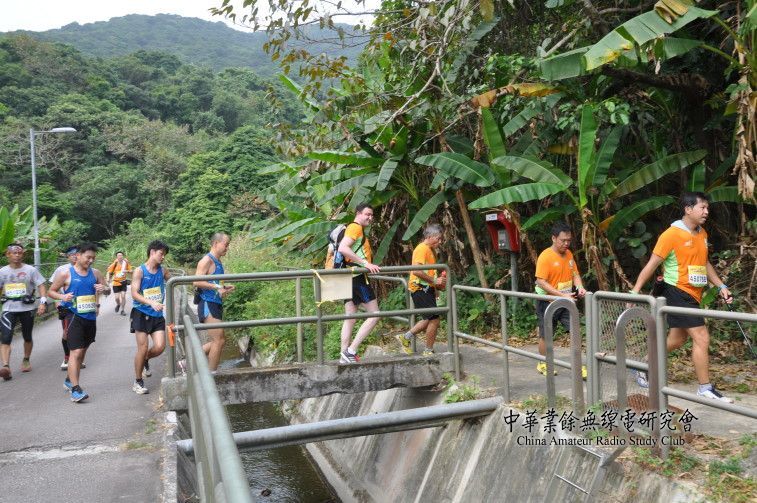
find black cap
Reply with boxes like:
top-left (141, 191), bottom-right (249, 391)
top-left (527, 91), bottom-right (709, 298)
top-left (64, 246), bottom-right (78, 255)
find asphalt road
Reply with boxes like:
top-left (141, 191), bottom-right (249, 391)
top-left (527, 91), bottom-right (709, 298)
top-left (0, 293), bottom-right (166, 503)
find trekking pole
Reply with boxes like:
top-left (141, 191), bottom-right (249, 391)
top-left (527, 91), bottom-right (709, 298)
top-left (724, 296), bottom-right (756, 359)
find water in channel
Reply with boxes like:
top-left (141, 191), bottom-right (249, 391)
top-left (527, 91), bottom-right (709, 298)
top-left (221, 356), bottom-right (338, 502)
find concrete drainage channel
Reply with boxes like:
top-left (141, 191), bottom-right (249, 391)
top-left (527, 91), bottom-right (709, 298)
top-left (163, 343), bottom-right (705, 503)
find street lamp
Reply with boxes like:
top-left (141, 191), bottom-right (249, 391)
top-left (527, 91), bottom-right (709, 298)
top-left (29, 127), bottom-right (77, 270)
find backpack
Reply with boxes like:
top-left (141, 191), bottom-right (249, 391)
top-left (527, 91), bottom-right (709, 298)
top-left (325, 224), bottom-right (364, 269)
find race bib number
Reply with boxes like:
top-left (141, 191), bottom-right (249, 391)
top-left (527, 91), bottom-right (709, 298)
top-left (143, 286), bottom-right (163, 303)
top-left (557, 281), bottom-right (573, 294)
top-left (687, 265), bottom-right (707, 287)
top-left (76, 295), bottom-right (97, 313)
top-left (3, 283), bottom-right (26, 298)
top-left (115, 272), bottom-right (125, 279)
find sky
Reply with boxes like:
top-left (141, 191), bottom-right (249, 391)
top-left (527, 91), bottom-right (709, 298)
top-left (0, 0), bottom-right (245, 32)
top-left (0, 0), bottom-right (377, 33)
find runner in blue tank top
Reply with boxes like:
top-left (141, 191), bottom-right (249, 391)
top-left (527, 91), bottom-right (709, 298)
top-left (192, 232), bottom-right (234, 372)
top-left (130, 240), bottom-right (171, 394)
top-left (49, 246), bottom-right (78, 371)
top-left (48, 243), bottom-right (106, 403)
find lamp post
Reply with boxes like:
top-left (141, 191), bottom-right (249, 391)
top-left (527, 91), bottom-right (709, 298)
top-left (29, 127), bottom-right (77, 270)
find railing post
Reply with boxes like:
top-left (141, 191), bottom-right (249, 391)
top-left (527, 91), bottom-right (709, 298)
top-left (406, 281), bottom-right (416, 354)
top-left (445, 265), bottom-right (453, 354)
top-left (314, 274), bottom-right (324, 364)
top-left (584, 292), bottom-right (595, 406)
top-left (451, 285), bottom-right (461, 380)
top-left (296, 277), bottom-right (303, 363)
top-left (655, 296), bottom-right (669, 458)
top-left (499, 293), bottom-right (510, 403)
top-left (590, 292), bottom-right (600, 407)
top-left (166, 277), bottom-right (176, 378)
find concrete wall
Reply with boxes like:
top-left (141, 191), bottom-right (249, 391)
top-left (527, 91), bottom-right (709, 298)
top-left (284, 388), bottom-right (705, 503)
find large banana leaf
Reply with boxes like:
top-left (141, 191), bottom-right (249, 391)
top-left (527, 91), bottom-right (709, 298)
top-left (540, 47), bottom-right (590, 81)
top-left (708, 186), bottom-right (744, 203)
top-left (415, 153), bottom-right (495, 187)
top-left (469, 183), bottom-right (566, 209)
top-left (593, 127), bottom-right (623, 187)
top-left (373, 219), bottom-right (402, 264)
top-left (609, 150), bottom-right (707, 198)
top-left (482, 108), bottom-right (506, 159)
top-left (309, 167), bottom-right (373, 186)
top-left (606, 195), bottom-right (675, 240)
top-left (376, 158), bottom-right (400, 191)
top-left (319, 174), bottom-right (378, 203)
top-left (402, 191), bottom-right (448, 240)
top-left (689, 163), bottom-right (706, 192)
top-left (582, 7), bottom-right (718, 71)
top-left (270, 217), bottom-right (317, 240)
top-left (491, 155), bottom-right (572, 187)
top-left (577, 105), bottom-right (598, 208)
top-left (521, 205), bottom-right (575, 231)
top-left (309, 150), bottom-right (384, 167)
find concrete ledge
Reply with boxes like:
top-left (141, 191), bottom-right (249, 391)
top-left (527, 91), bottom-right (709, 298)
top-left (162, 354), bottom-right (453, 410)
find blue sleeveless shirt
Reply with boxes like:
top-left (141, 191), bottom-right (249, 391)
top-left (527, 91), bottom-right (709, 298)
top-left (133, 264), bottom-right (165, 318)
top-left (199, 253), bottom-right (224, 305)
top-left (68, 265), bottom-right (97, 321)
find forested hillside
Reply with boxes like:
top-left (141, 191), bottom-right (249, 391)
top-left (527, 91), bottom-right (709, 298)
top-left (0, 34), bottom-right (298, 262)
top-left (6, 14), bottom-right (362, 75)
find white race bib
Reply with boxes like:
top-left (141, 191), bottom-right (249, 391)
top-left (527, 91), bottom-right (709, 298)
top-left (76, 295), bottom-right (97, 313)
top-left (3, 283), bottom-right (26, 298)
top-left (143, 286), bottom-right (163, 303)
top-left (687, 265), bottom-right (707, 287)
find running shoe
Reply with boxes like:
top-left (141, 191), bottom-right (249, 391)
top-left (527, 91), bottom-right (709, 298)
top-left (340, 349), bottom-right (358, 364)
top-left (120, 310), bottom-right (126, 316)
top-left (536, 362), bottom-right (558, 376)
top-left (132, 379), bottom-right (149, 394)
top-left (21, 358), bottom-right (31, 372)
top-left (81, 362), bottom-right (86, 369)
top-left (422, 348), bottom-right (435, 357)
top-left (70, 386), bottom-right (89, 402)
top-left (115, 304), bottom-right (120, 313)
top-left (697, 385), bottom-right (734, 404)
top-left (60, 358), bottom-right (68, 370)
top-left (64, 378), bottom-right (73, 393)
top-left (0, 365), bottom-right (10, 381)
top-left (143, 360), bottom-right (151, 377)
top-left (395, 334), bottom-right (414, 355)
top-left (634, 370), bottom-right (649, 389)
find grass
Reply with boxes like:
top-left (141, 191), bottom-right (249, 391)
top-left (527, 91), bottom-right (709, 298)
top-left (123, 440), bottom-right (152, 451)
top-left (441, 373), bottom-right (484, 403)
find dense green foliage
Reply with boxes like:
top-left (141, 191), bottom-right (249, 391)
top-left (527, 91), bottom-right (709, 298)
top-left (7, 14), bottom-right (362, 75)
top-left (0, 34), bottom-right (301, 262)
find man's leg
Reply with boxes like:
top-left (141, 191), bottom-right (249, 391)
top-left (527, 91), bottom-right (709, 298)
top-left (134, 331), bottom-right (149, 380)
top-left (147, 331), bottom-right (166, 360)
top-left (21, 311), bottom-right (34, 360)
top-left (687, 325), bottom-right (710, 385)
top-left (409, 319), bottom-right (430, 335)
top-left (348, 299), bottom-right (380, 353)
top-left (68, 348), bottom-right (85, 386)
top-left (0, 344), bottom-right (9, 366)
top-left (425, 318), bottom-right (440, 349)
top-left (201, 319), bottom-right (225, 371)
top-left (341, 301), bottom-right (358, 351)
top-left (666, 327), bottom-right (689, 352)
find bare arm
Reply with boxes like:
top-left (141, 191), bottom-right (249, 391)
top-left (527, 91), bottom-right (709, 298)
top-left (338, 236), bottom-right (380, 273)
top-left (631, 254), bottom-right (664, 294)
top-left (48, 271), bottom-right (72, 302)
top-left (706, 261), bottom-right (732, 303)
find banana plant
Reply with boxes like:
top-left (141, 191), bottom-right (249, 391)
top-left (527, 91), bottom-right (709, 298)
top-left (469, 104), bottom-right (706, 288)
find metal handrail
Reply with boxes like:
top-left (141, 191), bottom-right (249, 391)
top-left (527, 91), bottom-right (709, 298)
top-left (452, 284), bottom-right (585, 414)
top-left (182, 312), bottom-right (253, 503)
top-left (165, 265), bottom-right (452, 376)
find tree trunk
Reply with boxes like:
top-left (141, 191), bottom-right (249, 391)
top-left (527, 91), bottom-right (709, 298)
top-left (455, 190), bottom-right (489, 289)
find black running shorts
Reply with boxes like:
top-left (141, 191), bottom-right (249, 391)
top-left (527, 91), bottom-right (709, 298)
top-left (661, 283), bottom-right (705, 328)
top-left (67, 316), bottom-right (96, 350)
top-left (0, 310), bottom-right (35, 344)
top-left (411, 287), bottom-right (439, 320)
top-left (535, 300), bottom-right (571, 338)
top-left (130, 308), bottom-right (166, 334)
top-left (345, 274), bottom-right (377, 306)
top-left (198, 299), bottom-right (223, 322)
top-left (112, 284), bottom-right (127, 293)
